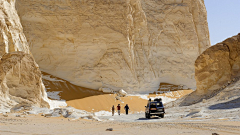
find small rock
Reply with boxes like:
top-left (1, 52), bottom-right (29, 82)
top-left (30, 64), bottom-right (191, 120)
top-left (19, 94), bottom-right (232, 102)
top-left (106, 128), bottom-right (113, 131)
top-left (16, 115), bottom-right (21, 117)
top-left (115, 96), bottom-right (121, 100)
top-left (44, 113), bottom-right (52, 118)
top-left (212, 133), bottom-right (219, 135)
top-left (202, 99), bottom-right (207, 103)
top-left (22, 111), bottom-right (28, 115)
top-left (3, 114), bottom-right (8, 117)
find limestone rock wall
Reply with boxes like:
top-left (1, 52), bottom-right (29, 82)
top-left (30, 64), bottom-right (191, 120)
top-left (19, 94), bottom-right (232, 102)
top-left (0, 0), bottom-right (29, 56)
top-left (16, 0), bottom-right (210, 93)
top-left (195, 34), bottom-right (240, 95)
top-left (0, 52), bottom-right (49, 108)
top-left (0, 0), bottom-right (49, 111)
top-left (178, 33), bottom-right (240, 106)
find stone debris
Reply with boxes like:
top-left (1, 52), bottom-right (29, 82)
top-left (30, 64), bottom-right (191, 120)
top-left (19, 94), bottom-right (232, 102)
top-left (37, 107), bottom-right (102, 121)
top-left (99, 87), bottom-right (113, 93)
top-left (118, 89), bottom-right (127, 97)
top-left (106, 128), bottom-right (113, 131)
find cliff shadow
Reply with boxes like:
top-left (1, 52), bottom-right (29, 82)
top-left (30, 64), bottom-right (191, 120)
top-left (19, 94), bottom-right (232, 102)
top-left (208, 97), bottom-right (240, 110)
top-left (41, 72), bottom-right (109, 101)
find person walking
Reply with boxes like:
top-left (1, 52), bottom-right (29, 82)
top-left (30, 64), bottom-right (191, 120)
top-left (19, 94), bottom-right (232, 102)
top-left (124, 104), bottom-right (130, 115)
top-left (117, 104), bottom-right (121, 115)
top-left (112, 105), bottom-right (115, 116)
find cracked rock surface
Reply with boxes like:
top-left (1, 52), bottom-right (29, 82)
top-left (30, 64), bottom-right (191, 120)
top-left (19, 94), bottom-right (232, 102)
top-left (16, 0), bottom-right (210, 93)
top-left (0, 0), bottom-right (49, 112)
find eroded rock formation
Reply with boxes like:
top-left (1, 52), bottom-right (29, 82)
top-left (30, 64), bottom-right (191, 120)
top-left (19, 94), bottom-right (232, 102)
top-left (178, 33), bottom-right (240, 106)
top-left (16, 0), bottom-right (210, 93)
top-left (196, 33), bottom-right (240, 94)
top-left (0, 0), bottom-right (29, 56)
top-left (0, 52), bottom-right (49, 109)
top-left (157, 83), bottom-right (187, 93)
top-left (0, 0), bottom-right (49, 111)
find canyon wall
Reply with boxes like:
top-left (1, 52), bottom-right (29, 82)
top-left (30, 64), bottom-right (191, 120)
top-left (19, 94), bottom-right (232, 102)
top-left (0, 0), bottom-right (29, 55)
top-left (0, 0), bottom-right (49, 111)
top-left (178, 33), bottom-right (240, 106)
top-left (195, 34), bottom-right (240, 95)
top-left (16, 0), bottom-right (210, 93)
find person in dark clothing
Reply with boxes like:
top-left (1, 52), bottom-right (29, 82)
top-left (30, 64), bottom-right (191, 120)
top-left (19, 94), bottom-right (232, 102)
top-left (124, 104), bottom-right (130, 115)
top-left (112, 105), bottom-right (115, 116)
top-left (117, 104), bottom-right (121, 115)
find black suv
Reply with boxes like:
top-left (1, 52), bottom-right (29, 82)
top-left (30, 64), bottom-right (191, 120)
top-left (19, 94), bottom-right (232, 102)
top-left (145, 98), bottom-right (165, 119)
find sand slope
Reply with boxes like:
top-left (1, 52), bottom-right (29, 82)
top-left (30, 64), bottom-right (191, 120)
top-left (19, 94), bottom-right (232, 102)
top-left (42, 72), bottom-right (193, 113)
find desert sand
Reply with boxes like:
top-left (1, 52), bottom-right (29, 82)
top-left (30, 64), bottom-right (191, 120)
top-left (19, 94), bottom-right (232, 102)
top-left (66, 91), bottom-right (193, 113)
top-left (1, 113), bottom-right (240, 135)
top-left (43, 71), bottom-right (193, 113)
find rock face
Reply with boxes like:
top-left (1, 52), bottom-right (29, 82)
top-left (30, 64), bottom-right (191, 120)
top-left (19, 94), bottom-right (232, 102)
top-left (196, 34), bottom-right (240, 94)
top-left (16, 0), bottom-right (210, 93)
top-left (0, 52), bottom-right (49, 108)
top-left (179, 33), bottom-right (240, 106)
top-left (0, 0), bottom-right (49, 111)
top-left (157, 83), bottom-right (186, 93)
top-left (0, 0), bottom-right (29, 56)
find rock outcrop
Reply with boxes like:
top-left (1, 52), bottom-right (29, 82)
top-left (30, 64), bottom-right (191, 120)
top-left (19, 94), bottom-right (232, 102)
top-left (16, 0), bottom-right (210, 93)
top-left (0, 0), bottom-right (49, 111)
top-left (157, 83), bottom-right (187, 93)
top-left (0, 0), bottom-right (29, 56)
top-left (0, 52), bottom-right (49, 108)
top-left (178, 33), bottom-right (240, 106)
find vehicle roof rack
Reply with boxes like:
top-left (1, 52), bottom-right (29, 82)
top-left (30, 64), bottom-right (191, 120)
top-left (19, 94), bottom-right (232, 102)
top-left (154, 98), bottom-right (162, 102)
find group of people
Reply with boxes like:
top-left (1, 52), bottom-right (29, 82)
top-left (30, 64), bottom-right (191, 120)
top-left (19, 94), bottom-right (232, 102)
top-left (111, 104), bottom-right (129, 116)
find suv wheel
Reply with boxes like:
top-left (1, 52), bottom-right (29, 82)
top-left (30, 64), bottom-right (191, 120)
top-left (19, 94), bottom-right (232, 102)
top-left (160, 114), bottom-right (164, 118)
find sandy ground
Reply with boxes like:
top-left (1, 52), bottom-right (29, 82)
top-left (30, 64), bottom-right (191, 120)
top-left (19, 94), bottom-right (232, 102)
top-left (42, 71), bottom-right (193, 113)
top-left (66, 90), bottom-right (193, 113)
top-left (1, 113), bottom-right (240, 135)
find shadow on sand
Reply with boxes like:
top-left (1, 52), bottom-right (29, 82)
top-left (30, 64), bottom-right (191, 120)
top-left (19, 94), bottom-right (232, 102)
top-left (42, 72), bottom-right (110, 101)
top-left (208, 97), bottom-right (240, 110)
top-left (137, 117), bottom-right (161, 121)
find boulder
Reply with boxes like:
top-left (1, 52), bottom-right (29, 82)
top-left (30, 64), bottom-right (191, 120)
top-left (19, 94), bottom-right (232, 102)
top-left (180, 33), bottom-right (240, 106)
top-left (118, 89), bottom-right (127, 97)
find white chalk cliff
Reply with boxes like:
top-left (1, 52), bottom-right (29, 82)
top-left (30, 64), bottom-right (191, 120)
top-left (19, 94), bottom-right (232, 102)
top-left (16, 0), bottom-right (210, 93)
top-left (0, 0), bottom-right (49, 111)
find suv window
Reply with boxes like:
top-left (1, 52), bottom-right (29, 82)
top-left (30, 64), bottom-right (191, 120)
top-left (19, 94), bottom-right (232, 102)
top-left (156, 102), bottom-right (163, 107)
top-left (150, 103), bottom-right (156, 108)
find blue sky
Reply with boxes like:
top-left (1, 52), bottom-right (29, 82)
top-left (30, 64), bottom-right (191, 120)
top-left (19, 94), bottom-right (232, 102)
top-left (205, 0), bottom-right (240, 45)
